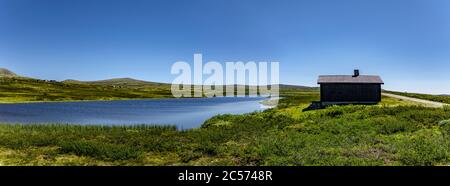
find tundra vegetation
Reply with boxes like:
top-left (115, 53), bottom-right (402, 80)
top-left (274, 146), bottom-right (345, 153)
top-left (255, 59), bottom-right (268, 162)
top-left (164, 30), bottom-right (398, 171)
top-left (0, 76), bottom-right (449, 165)
top-left (0, 77), bottom-right (173, 103)
top-left (0, 77), bottom-right (285, 103)
top-left (385, 90), bottom-right (450, 104)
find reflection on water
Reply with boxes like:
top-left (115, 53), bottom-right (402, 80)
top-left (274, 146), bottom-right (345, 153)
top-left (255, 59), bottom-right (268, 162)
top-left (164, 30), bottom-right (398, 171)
top-left (0, 97), bottom-right (269, 129)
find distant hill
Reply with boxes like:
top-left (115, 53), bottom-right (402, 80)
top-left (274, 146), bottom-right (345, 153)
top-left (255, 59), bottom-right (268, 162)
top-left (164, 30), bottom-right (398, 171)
top-left (0, 67), bottom-right (317, 102)
top-left (62, 78), bottom-right (316, 90)
top-left (0, 66), bottom-right (316, 91)
top-left (63, 78), bottom-right (170, 89)
top-left (0, 68), bottom-right (18, 77)
top-left (278, 84), bottom-right (318, 90)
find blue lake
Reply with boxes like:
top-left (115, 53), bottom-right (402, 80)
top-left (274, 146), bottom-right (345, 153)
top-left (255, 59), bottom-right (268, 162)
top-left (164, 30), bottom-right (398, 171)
top-left (0, 97), bottom-right (269, 129)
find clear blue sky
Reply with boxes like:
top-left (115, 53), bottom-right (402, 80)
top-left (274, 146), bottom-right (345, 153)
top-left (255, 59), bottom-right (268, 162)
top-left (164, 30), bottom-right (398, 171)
top-left (1, 0), bottom-right (450, 94)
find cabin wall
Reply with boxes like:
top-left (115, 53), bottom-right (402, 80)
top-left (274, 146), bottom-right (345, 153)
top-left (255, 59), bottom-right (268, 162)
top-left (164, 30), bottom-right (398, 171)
top-left (320, 83), bottom-right (381, 103)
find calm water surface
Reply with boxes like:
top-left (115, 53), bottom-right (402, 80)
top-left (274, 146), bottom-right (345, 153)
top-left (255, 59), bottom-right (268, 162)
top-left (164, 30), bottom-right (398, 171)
top-left (0, 97), bottom-right (269, 129)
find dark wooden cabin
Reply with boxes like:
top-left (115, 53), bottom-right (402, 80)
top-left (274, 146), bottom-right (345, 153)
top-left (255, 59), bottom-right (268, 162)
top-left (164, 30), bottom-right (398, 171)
top-left (318, 70), bottom-right (384, 105)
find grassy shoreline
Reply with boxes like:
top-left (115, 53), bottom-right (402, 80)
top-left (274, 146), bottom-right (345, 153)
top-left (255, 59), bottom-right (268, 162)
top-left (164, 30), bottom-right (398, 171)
top-left (0, 97), bottom-right (170, 104)
top-left (0, 76), bottom-right (286, 104)
top-left (0, 77), bottom-right (174, 104)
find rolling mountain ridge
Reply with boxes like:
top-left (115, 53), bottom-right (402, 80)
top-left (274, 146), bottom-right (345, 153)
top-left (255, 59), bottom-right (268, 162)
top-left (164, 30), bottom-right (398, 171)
top-left (0, 68), bottom-right (18, 77)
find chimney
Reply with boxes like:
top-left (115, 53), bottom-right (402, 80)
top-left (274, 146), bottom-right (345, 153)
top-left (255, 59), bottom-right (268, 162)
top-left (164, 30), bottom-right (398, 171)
top-left (353, 69), bottom-right (359, 77)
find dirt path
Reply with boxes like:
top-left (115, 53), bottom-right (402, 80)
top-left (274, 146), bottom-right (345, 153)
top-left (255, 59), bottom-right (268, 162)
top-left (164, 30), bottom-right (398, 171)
top-left (382, 93), bottom-right (448, 108)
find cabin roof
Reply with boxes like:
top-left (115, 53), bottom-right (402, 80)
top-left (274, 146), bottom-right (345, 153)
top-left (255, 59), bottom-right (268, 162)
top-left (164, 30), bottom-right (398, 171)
top-left (318, 75), bottom-right (384, 84)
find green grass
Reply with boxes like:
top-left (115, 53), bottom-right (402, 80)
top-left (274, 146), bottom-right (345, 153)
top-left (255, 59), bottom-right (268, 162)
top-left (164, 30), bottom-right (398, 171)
top-left (0, 77), bottom-right (173, 103)
top-left (0, 76), bottom-right (315, 103)
top-left (385, 90), bottom-right (450, 104)
top-left (1, 88), bottom-right (449, 166)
